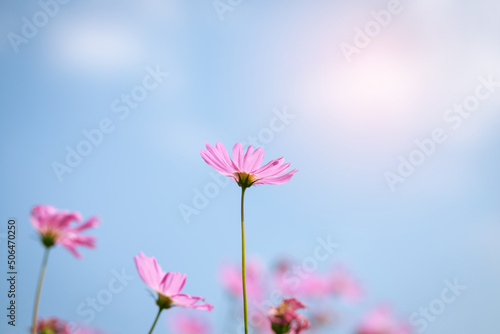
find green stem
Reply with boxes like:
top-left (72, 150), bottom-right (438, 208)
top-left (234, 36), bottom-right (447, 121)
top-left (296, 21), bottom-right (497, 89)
top-left (148, 308), bottom-right (163, 334)
top-left (32, 247), bottom-right (50, 334)
top-left (241, 187), bottom-right (249, 334)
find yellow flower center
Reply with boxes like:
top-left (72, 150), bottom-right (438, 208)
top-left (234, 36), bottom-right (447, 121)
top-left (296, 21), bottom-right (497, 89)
top-left (236, 172), bottom-right (259, 188)
top-left (41, 230), bottom-right (59, 248)
top-left (156, 293), bottom-right (173, 310)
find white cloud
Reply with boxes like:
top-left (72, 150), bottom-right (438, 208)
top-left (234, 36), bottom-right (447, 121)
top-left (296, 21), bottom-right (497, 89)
top-left (49, 18), bottom-right (145, 74)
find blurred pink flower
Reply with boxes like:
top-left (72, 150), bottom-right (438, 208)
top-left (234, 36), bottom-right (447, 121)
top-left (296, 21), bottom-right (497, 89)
top-left (201, 142), bottom-right (297, 188)
top-left (274, 260), bottom-right (331, 298)
top-left (248, 310), bottom-right (274, 334)
top-left (168, 314), bottom-right (211, 334)
top-left (274, 262), bottom-right (362, 301)
top-left (310, 309), bottom-right (337, 327)
top-left (268, 298), bottom-right (310, 334)
top-left (357, 306), bottom-right (412, 334)
top-left (273, 260), bottom-right (298, 296)
top-left (73, 326), bottom-right (106, 334)
top-left (219, 259), bottom-right (265, 300)
top-left (329, 266), bottom-right (363, 301)
top-left (30, 205), bottom-right (99, 258)
top-left (300, 274), bottom-right (330, 297)
top-left (34, 317), bottom-right (71, 334)
top-left (134, 252), bottom-right (214, 311)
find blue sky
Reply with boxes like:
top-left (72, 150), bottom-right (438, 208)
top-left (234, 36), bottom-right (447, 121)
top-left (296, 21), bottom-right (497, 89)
top-left (1, 0), bottom-right (499, 333)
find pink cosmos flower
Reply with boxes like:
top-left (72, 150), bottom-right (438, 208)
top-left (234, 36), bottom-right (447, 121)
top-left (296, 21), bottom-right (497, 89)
top-left (134, 252), bottom-right (214, 311)
top-left (72, 325), bottom-right (106, 334)
top-left (329, 266), bottom-right (363, 301)
top-left (73, 329), bottom-right (104, 334)
top-left (357, 306), bottom-right (412, 334)
top-left (249, 310), bottom-right (275, 334)
top-left (219, 258), bottom-right (265, 300)
top-left (34, 318), bottom-right (71, 334)
top-left (201, 142), bottom-right (297, 188)
top-left (30, 205), bottom-right (99, 258)
top-left (268, 298), bottom-right (310, 334)
top-left (274, 260), bottom-right (331, 297)
top-left (168, 313), bottom-right (211, 334)
top-left (34, 318), bottom-right (105, 334)
top-left (274, 262), bottom-right (362, 301)
top-left (310, 309), bottom-right (337, 327)
top-left (274, 269), bottom-right (327, 298)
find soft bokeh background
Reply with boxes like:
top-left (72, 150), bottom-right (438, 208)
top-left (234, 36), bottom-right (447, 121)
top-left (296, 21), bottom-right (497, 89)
top-left (1, 0), bottom-right (499, 333)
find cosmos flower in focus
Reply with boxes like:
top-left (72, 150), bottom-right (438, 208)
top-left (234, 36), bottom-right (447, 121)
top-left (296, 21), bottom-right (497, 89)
top-left (219, 258), bottom-right (265, 300)
top-left (30, 205), bottom-right (99, 258)
top-left (356, 305), bottom-right (412, 334)
top-left (168, 313), bottom-right (211, 334)
top-left (134, 252), bottom-right (213, 311)
top-left (201, 142), bottom-right (297, 188)
top-left (268, 298), bottom-right (310, 334)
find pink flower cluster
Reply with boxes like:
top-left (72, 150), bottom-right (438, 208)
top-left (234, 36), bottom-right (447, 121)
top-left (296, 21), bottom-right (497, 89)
top-left (217, 257), bottom-right (362, 333)
top-left (28, 142), bottom-right (412, 334)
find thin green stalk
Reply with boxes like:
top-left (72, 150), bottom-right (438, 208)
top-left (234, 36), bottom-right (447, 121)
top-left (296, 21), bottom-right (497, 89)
top-left (241, 187), bottom-right (249, 334)
top-left (32, 247), bottom-right (50, 334)
top-left (148, 308), bottom-right (163, 334)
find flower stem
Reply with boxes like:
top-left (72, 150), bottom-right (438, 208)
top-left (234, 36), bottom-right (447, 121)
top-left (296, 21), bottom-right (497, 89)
top-left (32, 247), bottom-right (50, 334)
top-left (241, 187), bottom-right (249, 334)
top-left (148, 308), bottom-right (163, 334)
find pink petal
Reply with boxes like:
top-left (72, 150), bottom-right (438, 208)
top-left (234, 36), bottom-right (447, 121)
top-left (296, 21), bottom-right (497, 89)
top-left (160, 272), bottom-right (187, 296)
top-left (253, 158), bottom-right (283, 176)
top-left (216, 142), bottom-right (237, 171)
top-left (51, 211), bottom-right (82, 229)
top-left (134, 252), bottom-right (166, 293)
top-left (247, 147), bottom-right (265, 172)
top-left (30, 205), bottom-right (57, 230)
top-left (61, 233), bottom-right (96, 248)
top-left (242, 145), bottom-right (255, 172)
top-left (232, 143), bottom-right (244, 170)
top-left (204, 142), bottom-right (235, 172)
top-left (62, 243), bottom-right (83, 259)
top-left (256, 162), bottom-right (291, 179)
top-left (72, 216), bottom-right (100, 232)
top-left (171, 294), bottom-right (214, 311)
top-left (259, 169), bottom-right (298, 185)
top-left (201, 150), bottom-right (233, 175)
